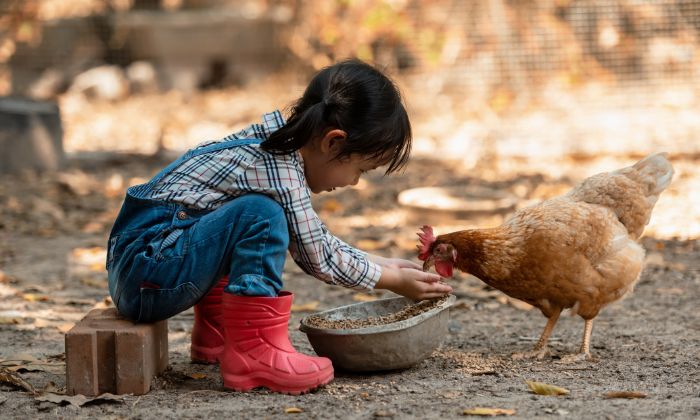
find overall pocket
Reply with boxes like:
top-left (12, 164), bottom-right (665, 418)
top-left (137, 282), bottom-right (201, 322)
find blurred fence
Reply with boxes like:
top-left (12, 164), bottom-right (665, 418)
top-left (2, 1), bottom-right (699, 97)
top-left (1, 0), bottom-right (699, 160)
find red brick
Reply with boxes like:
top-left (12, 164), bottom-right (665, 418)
top-left (65, 308), bottom-right (168, 396)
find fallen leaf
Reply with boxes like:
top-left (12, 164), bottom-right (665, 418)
top-left (21, 293), bottom-right (50, 302)
top-left (463, 407), bottom-right (515, 416)
top-left (0, 367), bottom-right (36, 393)
top-left (291, 301), bottom-right (320, 312)
top-left (0, 353), bottom-right (39, 364)
top-left (1, 354), bottom-right (66, 375)
top-left (187, 373), bottom-right (207, 380)
top-left (603, 391), bottom-right (647, 399)
top-left (35, 392), bottom-right (125, 407)
top-left (352, 293), bottom-right (377, 302)
top-left (526, 380), bottom-right (569, 396)
top-left (0, 317), bottom-right (21, 325)
top-left (284, 407), bottom-right (303, 414)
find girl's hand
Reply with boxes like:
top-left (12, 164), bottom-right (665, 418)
top-left (374, 266), bottom-right (452, 301)
top-left (368, 254), bottom-right (422, 271)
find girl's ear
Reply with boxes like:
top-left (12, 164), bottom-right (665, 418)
top-left (320, 129), bottom-right (347, 157)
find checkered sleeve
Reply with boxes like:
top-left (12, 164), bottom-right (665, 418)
top-left (241, 155), bottom-right (382, 290)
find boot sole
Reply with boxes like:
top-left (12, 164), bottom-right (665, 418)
top-left (222, 368), bottom-right (334, 395)
top-left (190, 344), bottom-right (224, 364)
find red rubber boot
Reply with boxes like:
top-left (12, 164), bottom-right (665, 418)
top-left (220, 291), bottom-right (334, 394)
top-left (191, 277), bottom-right (228, 363)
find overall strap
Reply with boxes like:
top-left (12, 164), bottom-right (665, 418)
top-left (128, 138), bottom-right (263, 198)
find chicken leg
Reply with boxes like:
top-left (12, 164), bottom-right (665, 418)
top-left (512, 310), bottom-right (561, 360)
top-left (560, 319), bottom-right (594, 363)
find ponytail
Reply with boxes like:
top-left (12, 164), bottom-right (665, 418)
top-left (261, 59), bottom-right (412, 174)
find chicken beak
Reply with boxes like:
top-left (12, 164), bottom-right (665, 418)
top-left (422, 255), bottom-right (435, 272)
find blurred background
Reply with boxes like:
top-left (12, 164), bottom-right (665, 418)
top-left (1, 0), bottom-right (699, 258)
top-left (1, 2), bottom-right (699, 413)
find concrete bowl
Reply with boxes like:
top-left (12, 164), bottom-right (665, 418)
top-left (299, 295), bottom-right (456, 372)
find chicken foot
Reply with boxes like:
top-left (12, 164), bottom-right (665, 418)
top-left (512, 310), bottom-right (561, 360)
top-left (559, 319), bottom-right (594, 363)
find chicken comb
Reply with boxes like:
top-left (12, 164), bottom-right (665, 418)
top-left (416, 225), bottom-right (436, 260)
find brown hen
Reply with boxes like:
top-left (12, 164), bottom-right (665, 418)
top-left (418, 153), bottom-right (674, 360)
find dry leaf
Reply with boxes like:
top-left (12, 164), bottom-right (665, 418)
top-left (0, 367), bottom-right (35, 393)
top-left (352, 293), bottom-right (377, 302)
top-left (284, 407), bottom-right (303, 414)
top-left (21, 293), bottom-right (50, 302)
top-left (35, 392), bottom-right (125, 407)
top-left (187, 373), bottom-right (207, 380)
top-left (0, 316), bottom-right (21, 325)
top-left (1, 354), bottom-right (65, 375)
top-left (463, 407), bottom-right (515, 416)
top-left (603, 391), bottom-right (647, 399)
top-left (0, 353), bottom-right (39, 364)
top-left (6, 363), bottom-right (65, 375)
top-left (526, 380), bottom-right (569, 396)
top-left (291, 301), bottom-right (320, 312)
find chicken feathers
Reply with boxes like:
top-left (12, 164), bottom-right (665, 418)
top-left (419, 153), bottom-right (674, 359)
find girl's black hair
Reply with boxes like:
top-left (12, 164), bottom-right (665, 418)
top-left (260, 59), bottom-right (412, 174)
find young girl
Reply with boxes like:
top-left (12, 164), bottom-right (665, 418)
top-left (106, 59), bottom-right (452, 395)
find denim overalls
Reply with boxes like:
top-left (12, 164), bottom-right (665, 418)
top-left (107, 139), bottom-right (289, 323)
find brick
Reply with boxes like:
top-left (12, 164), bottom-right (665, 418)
top-left (65, 308), bottom-right (168, 396)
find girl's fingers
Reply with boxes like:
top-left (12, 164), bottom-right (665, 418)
top-left (419, 291), bottom-right (452, 299)
top-left (404, 260), bottom-right (422, 270)
top-left (422, 281), bottom-right (452, 294)
top-left (420, 273), bottom-right (442, 283)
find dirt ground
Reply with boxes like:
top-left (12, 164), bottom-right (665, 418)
top-left (1, 150), bottom-right (699, 419)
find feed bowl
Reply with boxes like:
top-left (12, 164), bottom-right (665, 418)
top-left (299, 295), bottom-right (456, 372)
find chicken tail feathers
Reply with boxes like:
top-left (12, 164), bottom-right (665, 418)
top-left (567, 153), bottom-right (674, 239)
top-left (629, 152), bottom-right (674, 196)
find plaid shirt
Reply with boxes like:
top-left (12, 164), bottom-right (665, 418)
top-left (147, 111), bottom-right (381, 290)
